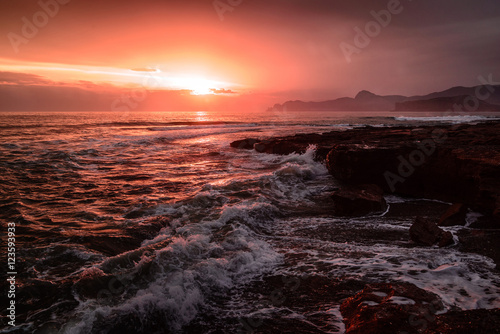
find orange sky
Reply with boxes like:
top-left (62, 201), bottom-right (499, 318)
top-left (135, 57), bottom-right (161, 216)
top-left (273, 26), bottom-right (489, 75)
top-left (1, 0), bottom-right (499, 111)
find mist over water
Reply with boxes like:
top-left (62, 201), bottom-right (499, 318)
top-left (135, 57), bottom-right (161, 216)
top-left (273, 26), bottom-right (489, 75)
top-left (1, 110), bottom-right (499, 333)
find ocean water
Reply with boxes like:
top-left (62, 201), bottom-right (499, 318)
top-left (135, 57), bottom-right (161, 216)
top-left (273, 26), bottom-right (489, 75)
top-left (1, 110), bottom-right (500, 333)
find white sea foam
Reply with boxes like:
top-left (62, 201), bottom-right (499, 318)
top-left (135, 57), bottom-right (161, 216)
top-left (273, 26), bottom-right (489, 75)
top-left (64, 147), bottom-right (334, 332)
top-left (394, 115), bottom-right (500, 123)
top-left (270, 216), bottom-right (500, 312)
top-left (65, 198), bottom-right (282, 333)
top-left (389, 296), bottom-right (416, 305)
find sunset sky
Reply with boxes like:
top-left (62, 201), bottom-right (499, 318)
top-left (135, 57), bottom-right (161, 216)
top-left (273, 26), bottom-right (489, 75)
top-left (1, 0), bottom-right (499, 111)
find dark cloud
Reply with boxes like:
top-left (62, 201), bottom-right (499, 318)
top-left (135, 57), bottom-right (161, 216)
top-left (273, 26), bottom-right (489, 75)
top-left (0, 71), bottom-right (51, 85)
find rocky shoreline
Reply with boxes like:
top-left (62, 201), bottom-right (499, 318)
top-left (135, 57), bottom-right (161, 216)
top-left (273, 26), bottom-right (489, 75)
top-left (231, 121), bottom-right (500, 223)
top-left (231, 121), bottom-right (500, 333)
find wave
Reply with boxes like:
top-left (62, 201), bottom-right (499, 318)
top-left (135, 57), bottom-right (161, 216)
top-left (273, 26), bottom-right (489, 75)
top-left (146, 122), bottom-right (259, 132)
top-left (65, 206), bottom-right (281, 333)
top-left (0, 120), bottom-right (241, 131)
top-left (60, 146), bottom-right (331, 333)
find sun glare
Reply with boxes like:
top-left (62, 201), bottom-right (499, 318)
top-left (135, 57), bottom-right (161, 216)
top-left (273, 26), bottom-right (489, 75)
top-left (173, 76), bottom-right (218, 95)
top-left (0, 59), bottom-right (240, 96)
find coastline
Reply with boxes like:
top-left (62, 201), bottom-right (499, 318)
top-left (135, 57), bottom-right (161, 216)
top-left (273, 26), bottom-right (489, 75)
top-left (231, 120), bottom-right (500, 333)
top-left (231, 121), bottom-right (500, 219)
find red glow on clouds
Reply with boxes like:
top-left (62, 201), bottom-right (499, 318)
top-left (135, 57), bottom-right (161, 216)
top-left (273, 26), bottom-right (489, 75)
top-left (0, 0), bottom-right (499, 111)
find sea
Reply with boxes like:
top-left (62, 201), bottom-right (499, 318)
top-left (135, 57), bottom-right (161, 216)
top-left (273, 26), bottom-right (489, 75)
top-left (1, 110), bottom-right (500, 333)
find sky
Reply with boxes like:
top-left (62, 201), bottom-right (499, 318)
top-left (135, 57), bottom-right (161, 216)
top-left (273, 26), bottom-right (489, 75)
top-left (0, 0), bottom-right (499, 111)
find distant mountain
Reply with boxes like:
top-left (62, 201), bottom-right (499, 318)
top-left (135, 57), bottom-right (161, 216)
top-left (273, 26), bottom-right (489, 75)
top-left (405, 85), bottom-right (500, 105)
top-left (267, 90), bottom-right (405, 112)
top-left (267, 85), bottom-right (500, 112)
top-left (395, 95), bottom-right (500, 112)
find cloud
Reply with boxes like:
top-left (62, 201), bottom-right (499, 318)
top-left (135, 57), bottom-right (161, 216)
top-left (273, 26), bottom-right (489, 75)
top-left (0, 71), bottom-right (270, 111)
top-left (210, 88), bottom-right (236, 94)
top-left (0, 0), bottom-right (499, 100)
top-left (130, 68), bottom-right (160, 73)
top-left (0, 71), bottom-right (52, 85)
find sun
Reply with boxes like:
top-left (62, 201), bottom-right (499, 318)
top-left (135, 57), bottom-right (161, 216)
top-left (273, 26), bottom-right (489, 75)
top-left (173, 75), bottom-right (219, 95)
top-left (127, 68), bottom-right (235, 95)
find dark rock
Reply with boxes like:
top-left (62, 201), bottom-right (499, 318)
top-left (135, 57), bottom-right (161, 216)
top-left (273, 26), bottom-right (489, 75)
top-left (409, 216), bottom-right (453, 247)
top-left (324, 122), bottom-right (500, 218)
top-left (438, 231), bottom-right (454, 247)
top-left (409, 216), bottom-right (443, 246)
top-left (253, 139), bottom-right (304, 155)
top-left (230, 138), bottom-right (261, 150)
top-left (123, 208), bottom-right (149, 219)
top-left (331, 184), bottom-right (387, 216)
top-left (328, 144), bottom-right (395, 186)
top-left (340, 282), bottom-right (444, 334)
top-left (458, 229), bottom-right (500, 269)
top-left (426, 308), bottom-right (500, 334)
top-left (232, 122), bottom-right (500, 219)
top-left (469, 214), bottom-right (500, 229)
top-left (254, 140), bottom-right (272, 153)
top-left (438, 203), bottom-right (468, 226)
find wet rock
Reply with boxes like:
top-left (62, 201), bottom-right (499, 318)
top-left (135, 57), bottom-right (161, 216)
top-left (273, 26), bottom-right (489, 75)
top-left (409, 216), bottom-right (453, 247)
top-left (409, 216), bottom-right (442, 245)
top-left (327, 143), bottom-right (414, 189)
top-left (495, 197), bottom-right (500, 218)
top-left (438, 203), bottom-right (468, 226)
top-left (470, 197), bottom-right (500, 229)
top-left (340, 282), bottom-right (444, 334)
top-left (254, 140), bottom-right (304, 155)
top-left (331, 184), bottom-right (387, 216)
top-left (469, 215), bottom-right (500, 229)
top-left (253, 140), bottom-right (272, 153)
top-left (427, 308), bottom-right (500, 334)
top-left (458, 229), bottom-right (500, 269)
top-left (230, 138), bottom-right (261, 150)
top-left (324, 123), bottom-right (500, 218)
top-left (232, 122), bottom-right (500, 220)
top-left (123, 208), bottom-right (149, 219)
top-left (438, 231), bottom-right (454, 247)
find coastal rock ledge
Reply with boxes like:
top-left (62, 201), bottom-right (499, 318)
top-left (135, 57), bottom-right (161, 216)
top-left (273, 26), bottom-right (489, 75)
top-left (331, 184), bottom-right (387, 216)
top-left (341, 282), bottom-right (500, 334)
top-left (325, 123), bottom-right (500, 222)
top-left (231, 122), bottom-right (500, 223)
